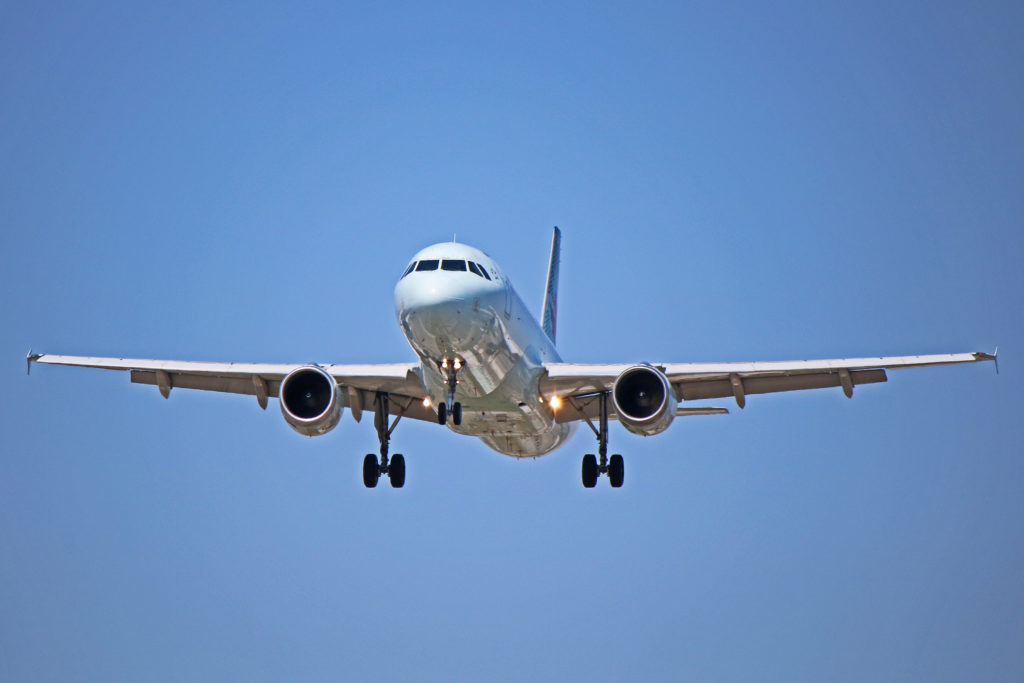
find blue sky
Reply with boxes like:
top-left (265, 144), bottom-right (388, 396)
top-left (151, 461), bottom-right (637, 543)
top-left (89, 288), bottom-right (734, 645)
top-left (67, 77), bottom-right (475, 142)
top-left (2, 2), bottom-right (1021, 680)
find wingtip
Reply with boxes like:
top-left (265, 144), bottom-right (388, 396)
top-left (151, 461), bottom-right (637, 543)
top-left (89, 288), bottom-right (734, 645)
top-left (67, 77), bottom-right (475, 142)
top-left (974, 348), bottom-right (999, 375)
top-left (26, 349), bottom-right (41, 375)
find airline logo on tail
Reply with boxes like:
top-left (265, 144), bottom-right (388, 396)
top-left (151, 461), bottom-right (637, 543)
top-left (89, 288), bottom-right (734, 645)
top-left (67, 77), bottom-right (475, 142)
top-left (541, 226), bottom-right (561, 344)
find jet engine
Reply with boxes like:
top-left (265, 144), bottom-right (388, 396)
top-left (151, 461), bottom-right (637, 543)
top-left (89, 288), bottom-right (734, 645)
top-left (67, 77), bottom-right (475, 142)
top-left (279, 365), bottom-right (343, 436)
top-left (612, 365), bottom-right (677, 436)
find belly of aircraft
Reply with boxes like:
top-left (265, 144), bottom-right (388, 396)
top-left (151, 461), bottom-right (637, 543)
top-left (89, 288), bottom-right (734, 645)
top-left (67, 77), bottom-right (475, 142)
top-left (401, 296), bottom-right (573, 457)
top-left (449, 401), bottom-right (575, 458)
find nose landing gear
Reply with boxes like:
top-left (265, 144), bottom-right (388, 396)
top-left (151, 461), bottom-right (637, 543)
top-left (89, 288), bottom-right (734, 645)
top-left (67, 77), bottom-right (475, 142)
top-left (437, 358), bottom-right (463, 426)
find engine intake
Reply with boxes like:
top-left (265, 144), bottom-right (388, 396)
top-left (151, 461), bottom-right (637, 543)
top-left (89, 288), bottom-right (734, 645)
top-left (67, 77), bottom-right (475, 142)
top-left (279, 365), bottom-right (343, 436)
top-left (612, 365), bottom-right (677, 436)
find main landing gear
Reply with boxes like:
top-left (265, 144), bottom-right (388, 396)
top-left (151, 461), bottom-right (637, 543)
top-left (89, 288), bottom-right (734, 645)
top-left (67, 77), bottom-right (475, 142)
top-left (437, 357), bottom-right (463, 426)
top-left (363, 392), bottom-right (407, 488)
top-left (578, 392), bottom-right (624, 489)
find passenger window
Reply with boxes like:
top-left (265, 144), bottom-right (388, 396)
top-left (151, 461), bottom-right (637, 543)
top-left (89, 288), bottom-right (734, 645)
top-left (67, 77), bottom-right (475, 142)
top-left (467, 261), bottom-right (482, 276)
top-left (402, 262), bottom-right (417, 278)
top-left (416, 260), bottom-right (439, 271)
top-left (441, 259), bottom-right (467, 271)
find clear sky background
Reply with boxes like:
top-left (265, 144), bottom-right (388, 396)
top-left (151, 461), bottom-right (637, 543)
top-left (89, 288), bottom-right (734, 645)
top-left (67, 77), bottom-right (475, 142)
top-left (2, 2), bottom-right (1021, 681)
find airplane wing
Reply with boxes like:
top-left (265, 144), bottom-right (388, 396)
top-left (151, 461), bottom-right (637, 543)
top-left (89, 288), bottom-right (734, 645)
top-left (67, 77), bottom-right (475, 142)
top-left (26, 353), bottom-right (435, 422)
top-left (541, 351), bottom-right (996, 422)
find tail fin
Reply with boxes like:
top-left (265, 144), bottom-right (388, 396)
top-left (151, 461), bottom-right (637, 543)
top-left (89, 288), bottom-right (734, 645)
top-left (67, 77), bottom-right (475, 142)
top-left (541, 227), bottom-right (561, 344)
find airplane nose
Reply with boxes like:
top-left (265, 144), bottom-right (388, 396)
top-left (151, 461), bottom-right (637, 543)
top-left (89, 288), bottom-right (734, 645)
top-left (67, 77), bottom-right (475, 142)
top-left (394, 272), bottom-right (495, 354)
top-left (395, 270), bottom-right (496, 314)
top-left (396, 273), bottom-right (464, 311)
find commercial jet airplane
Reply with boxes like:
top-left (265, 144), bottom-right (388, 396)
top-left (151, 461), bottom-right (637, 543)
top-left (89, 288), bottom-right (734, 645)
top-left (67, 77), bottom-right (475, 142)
top-left (28, 228), bottom-right (995, 489)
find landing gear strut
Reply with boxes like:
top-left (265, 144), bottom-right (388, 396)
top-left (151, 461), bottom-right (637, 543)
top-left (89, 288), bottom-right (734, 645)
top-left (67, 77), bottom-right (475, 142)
top-left (363, 392), bottom-right (407, 488)
top-left (577, 392), bottom-right (624, 488)
top-left (438, 358), bottom-right (463, 426)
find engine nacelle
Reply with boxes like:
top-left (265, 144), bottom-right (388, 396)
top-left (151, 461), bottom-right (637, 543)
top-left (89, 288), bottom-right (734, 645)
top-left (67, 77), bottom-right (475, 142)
top-left (612, 365), bottom-right (677, 436)
top-left (279, 365), bottom-right (343, 436)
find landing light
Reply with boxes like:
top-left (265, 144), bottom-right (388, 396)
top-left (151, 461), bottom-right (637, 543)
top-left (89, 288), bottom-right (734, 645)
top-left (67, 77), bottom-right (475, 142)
top-left (550, 395), bottom-right (562, 409)
top-left (423, 397), bottom-right (431, 408)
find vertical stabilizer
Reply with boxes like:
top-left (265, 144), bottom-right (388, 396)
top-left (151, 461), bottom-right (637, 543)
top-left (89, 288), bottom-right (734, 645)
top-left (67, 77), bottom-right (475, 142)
top-left (541, 227), bottom-right (561, 344)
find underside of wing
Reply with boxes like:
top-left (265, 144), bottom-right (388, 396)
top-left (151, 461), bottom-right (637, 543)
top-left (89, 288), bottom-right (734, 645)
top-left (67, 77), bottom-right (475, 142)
top-left (554, 395), bottom-right (728, 423)
top-left (28, 353), bottom-right (435, 422)
top-left (542, 351), bottom-right (995, 418)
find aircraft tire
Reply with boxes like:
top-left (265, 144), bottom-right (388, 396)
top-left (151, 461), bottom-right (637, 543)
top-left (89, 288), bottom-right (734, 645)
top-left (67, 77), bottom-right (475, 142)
top-left (437, 402), bottom-right (447, 425)
top-left (389, 454), bottom-right (406, 488)
top-left (608, 454), bottom-right (624, 488)
top-left (363, 454), bottom-right (380, 488)
top-left (452, 402), bottom-right (462, 426)
top-left (582, 454), bottom-right (598, 488)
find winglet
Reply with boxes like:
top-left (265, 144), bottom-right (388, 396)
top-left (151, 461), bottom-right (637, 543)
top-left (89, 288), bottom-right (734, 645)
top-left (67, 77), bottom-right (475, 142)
top-left (540, 227), bottom-right (561, 344)
top-left (27, 349), bottom-right (41, 375)
top-left (973, 348), bottom-right (999, 375)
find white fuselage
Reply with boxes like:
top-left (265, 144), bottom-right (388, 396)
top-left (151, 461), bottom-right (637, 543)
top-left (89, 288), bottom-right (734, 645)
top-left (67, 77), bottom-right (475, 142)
top-left (393, 242), bottom-right (574, 457)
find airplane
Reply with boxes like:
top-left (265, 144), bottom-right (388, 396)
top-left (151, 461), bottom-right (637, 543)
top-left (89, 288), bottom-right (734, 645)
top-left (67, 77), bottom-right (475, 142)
top-left (28, 228), bottom-right (996, 489)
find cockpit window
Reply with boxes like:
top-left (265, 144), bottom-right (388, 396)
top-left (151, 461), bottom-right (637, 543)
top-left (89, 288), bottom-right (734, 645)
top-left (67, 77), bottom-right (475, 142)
top-left (467, 261), bottom-right (492, 280)
top-left (441, 259), bottom-right (467, 271)
top-left (416, 259), bottom-right (439, 271)
top-left (401, 262), bottom-right (417, 278)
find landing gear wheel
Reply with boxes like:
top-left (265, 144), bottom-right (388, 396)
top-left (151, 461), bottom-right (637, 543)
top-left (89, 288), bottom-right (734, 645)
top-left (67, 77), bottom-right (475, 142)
top-left (582, 454), bottom-right (598, 488)
top-left (389, 453), bottom-right (405, 488)
top-left (436, 402), bottom-right (447, 425)
top-left (579, 393), bottom-right (625, 491)
top-left (452, 402), bottom-right (462, 426)
top-left (608, 454), bottom-right (624, 488)
top-left (363, 454), bottom-right (380, 488)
